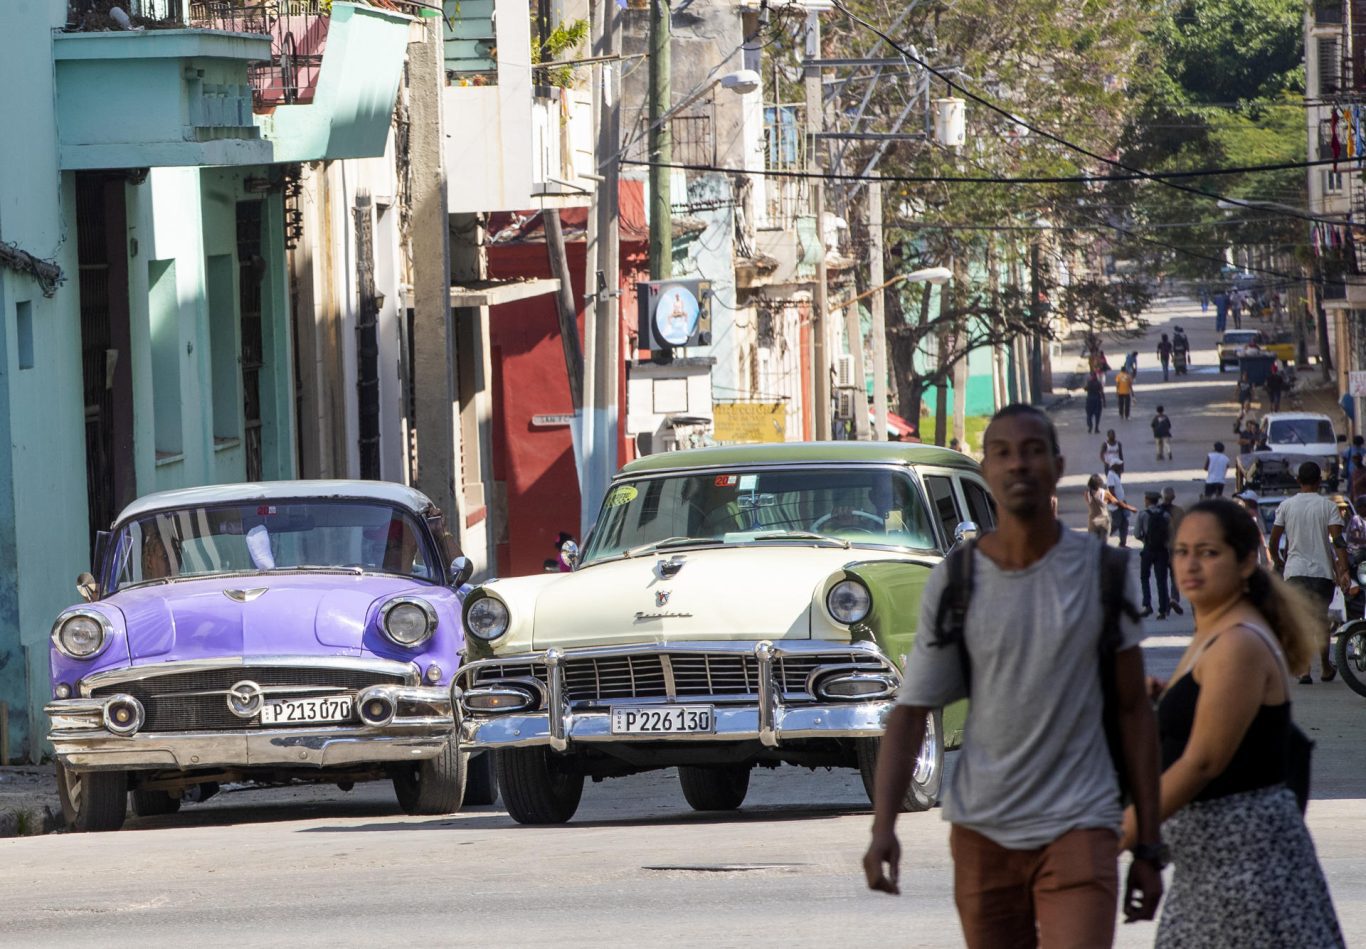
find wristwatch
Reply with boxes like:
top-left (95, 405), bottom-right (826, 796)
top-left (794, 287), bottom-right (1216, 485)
top-left (1130, 842), bottom-right (1169, 869)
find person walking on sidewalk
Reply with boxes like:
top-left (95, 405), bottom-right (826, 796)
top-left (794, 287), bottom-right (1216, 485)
top-left (1084, 371), bottom-right (1106, 434)
top-left (1160, 487), bottom-right (1185, 615)
top-left (1204, 442), bottom-right (1230, 498)
top-left (1265, 367), bottom-right (1286, 412)
top-left (1157, 334), bottom-right (1173, 382)
top-left (1108, 461), bottom-right (1138, 548)
top-left (1087, 474), bottom-right (1114, 541)
top-left (1268, 462), bottom-right (1356, 684)
top-left (1151, 406), bottom-right (1173, 460)
top-left (1115, 368), bottom-right (1134, 419)
top-left (1100, 429), bottom-right (1124, 471)
top-left (1120, 499), bottom-right (1345, 949)
top-left (1135, 492), bottom-right (1173, 619)
top-left (863, 403), bottom-right (1163, 947)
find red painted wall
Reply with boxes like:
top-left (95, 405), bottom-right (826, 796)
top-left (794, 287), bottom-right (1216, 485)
top-left (485, 189), bottom-right (647, 576)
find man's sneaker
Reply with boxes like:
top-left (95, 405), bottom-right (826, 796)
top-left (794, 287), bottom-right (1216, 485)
top-left (1139, 606), bottom-right (1153, 617)
top-left (1170, 603), bottom-right (1184, 615)
top-left (1156, 611), bottom-right (1169, 620)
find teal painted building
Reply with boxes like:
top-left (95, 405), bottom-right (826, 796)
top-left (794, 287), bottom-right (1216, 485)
top-left (0, 1), bottom-right (410, 759)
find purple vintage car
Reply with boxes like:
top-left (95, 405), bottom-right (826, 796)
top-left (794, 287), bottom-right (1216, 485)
top-left (46, 480), bottom-right (492, 831)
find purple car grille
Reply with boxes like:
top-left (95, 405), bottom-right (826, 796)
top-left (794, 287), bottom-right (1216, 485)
top-left (471, 653), bottom-right (886, 705)
top-left (90, 667), bottom-right (407, 732)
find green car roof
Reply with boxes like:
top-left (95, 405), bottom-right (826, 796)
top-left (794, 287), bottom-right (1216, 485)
top-left (618, 441), bottom-right (979, 476)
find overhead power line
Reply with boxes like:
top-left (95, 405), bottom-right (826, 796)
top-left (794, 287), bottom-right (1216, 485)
top-left (825, 0), bottom-right (1335, 225)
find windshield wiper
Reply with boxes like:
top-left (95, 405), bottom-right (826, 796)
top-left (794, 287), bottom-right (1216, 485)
top-left (624, 537), bottom-right (716, 558)
top-left (263, 565), bottom-right (366, 575)
top-left (749, 530), bottom-right (851, 548)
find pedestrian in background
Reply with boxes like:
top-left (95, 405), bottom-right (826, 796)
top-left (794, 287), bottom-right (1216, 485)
top-left (1204, 442), bottom-right (1230, 497)
top-left (1123, 351), bottom-right (1139, 376)
top-left (1087, 474), bottom-right (1113, 541)
top-left (865, 404), bottom-right (1163, 946)
top-left (1268, 462), bottom-right (1354, 683)
top-left (1135, 491), bottom-right (1172, 619)
top-left (1151, 406), bottom-right (1173, 460)
top-left (1340, 435), bottom-right (1364, 498)
top-left (1084, 371), bottom-right (1106, 434)
top-left (1157, 334), bottom-right (1173, 382)
top-left (1235, 416), bottom-right (1260, 457)
top-left (1233, 488), bottom-right (1273, 566)
top-left (1100, 429), bottom-right (1124, 471)
top-left (1108, 461), bottom-right (1138, 548)
top-left (1265, 367), bottom-right (1286, 412)
top-left (1120, 499), bottom-right (1345, 948)
top-left (1161, 487), bottom-right (1186, 615)
top-left (1115, 367), bottom-right (1134, 420)
top-left (1236, 372), bottom-right (1254, 414)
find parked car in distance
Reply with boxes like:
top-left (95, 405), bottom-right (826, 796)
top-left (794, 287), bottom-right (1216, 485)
top-left (1217, 329), bottom-right (1295, 371)
top-left (453, 443), bottom-right (995, 824)
top-left (47, 480), bottom-right (494, 832)
top-left (1258, 412), bottom-right (1339, 459)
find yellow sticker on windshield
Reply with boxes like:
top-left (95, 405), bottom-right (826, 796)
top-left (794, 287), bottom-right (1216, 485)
top-left (605, 485), bottom-right (638, 507)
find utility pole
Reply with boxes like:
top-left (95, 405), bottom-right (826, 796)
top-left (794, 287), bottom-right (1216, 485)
top-left (647, 0), bottom-right (671, 279)
top-left (868, 180), bottom-right (888, 442)
top-left (582, 0), bottom-right (622, 538)
top-left (804, 9), bottom-right (831, 439)
top-left (408, 17), bottom-right (461, 530)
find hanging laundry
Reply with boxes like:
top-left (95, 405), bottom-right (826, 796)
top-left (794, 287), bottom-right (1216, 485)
top-left (1332, 110), bottom-right (1343, 169)
top-left (1345, 109), bottom-right (1355, 160)
top-left (1355, 106), bottom-right (1366, 162)
top-left (1313, 224), bottom-right (1323, 257)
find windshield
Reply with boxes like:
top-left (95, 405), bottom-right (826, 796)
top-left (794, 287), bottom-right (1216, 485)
top-left (1224, 331), bottom-right (1259, 345)
top-left (1267, 419), bottom-right (1334, 446)
top-left (581, 467), bottom-right (938, 565)
top-left (111, 500), bottom-right (437, 591)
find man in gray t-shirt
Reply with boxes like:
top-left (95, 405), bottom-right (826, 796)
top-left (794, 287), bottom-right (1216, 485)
top-left (863, 404), bottom-right (1163, 948)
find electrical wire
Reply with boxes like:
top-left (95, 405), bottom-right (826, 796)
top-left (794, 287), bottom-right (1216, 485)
top-left (621, 156), bottom-right (1349, 186)
top-left (826, 0), bottom-right (1337, 225)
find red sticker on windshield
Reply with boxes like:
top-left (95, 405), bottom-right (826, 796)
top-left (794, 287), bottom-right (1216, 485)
top-left (715, 475), bottom-right (738, 487)
top-left (257, 505), bottom-right (277, 516)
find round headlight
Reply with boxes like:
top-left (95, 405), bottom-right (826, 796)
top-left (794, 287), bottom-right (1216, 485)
top-left (380, 598), bottom-right (437, 646)
top-left (827, 579), bottom-right (872, 625)
top-left (52, 611), bottom-right (110, 659)
top-left (466, 596), bottom-right (510, 641)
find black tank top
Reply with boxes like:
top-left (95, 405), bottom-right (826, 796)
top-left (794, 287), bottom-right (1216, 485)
top-left (1158, 641), bottom-right (1291, 802)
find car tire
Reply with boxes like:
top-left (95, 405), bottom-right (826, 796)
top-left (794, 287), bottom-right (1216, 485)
top-left (857, 707), bottom-right (944, 812)
top-left (130, 788), bottom-right (182, 817)
top-left (1335, 624), bottom-right (1366, 698)
top-left (57, 764), bottom-right (127, 832)
top-left (463, 750), bottom-right (500, 806)
top-left (392, 734), bottom-right (467, 815)
top-left (497, 747), bottom-right (584, 825)
top-left (678, 763), bottom-right (751, 811)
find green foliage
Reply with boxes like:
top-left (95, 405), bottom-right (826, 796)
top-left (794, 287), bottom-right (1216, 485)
top-left (532, 17), bottom-right (590, 88)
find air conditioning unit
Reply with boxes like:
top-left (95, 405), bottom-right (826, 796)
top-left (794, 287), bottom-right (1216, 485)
top-left (835, 354), bottom-right (856, 388)
top-left (834, 389), bottom-right (857, 420)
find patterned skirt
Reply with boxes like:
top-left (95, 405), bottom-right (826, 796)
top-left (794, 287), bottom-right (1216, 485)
top-left (1157, 785), bottom-right (1344, 949)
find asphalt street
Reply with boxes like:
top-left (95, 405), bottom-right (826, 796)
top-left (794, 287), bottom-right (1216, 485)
top-left (3, 300), bottom-right (1365, 948)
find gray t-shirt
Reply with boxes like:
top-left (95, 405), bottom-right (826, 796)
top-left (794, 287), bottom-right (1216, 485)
top-left (897, 528), bottom-right (1145, 849)
top-left (1274, 491), bottom-right (1342, 581)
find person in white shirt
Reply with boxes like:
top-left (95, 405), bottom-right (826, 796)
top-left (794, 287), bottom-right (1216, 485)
top-left (1203, 442), bottom-right (1230, 497)
top-left (1106, 461), bottom-right (1138, 547)
top-left (1269, 461), bottom-right (1358, 683)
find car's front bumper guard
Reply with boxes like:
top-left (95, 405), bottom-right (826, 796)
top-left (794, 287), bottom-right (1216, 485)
top-left (457, 641), bottom-right (897, 752)
top-left (45, 686), bottom-right (454, 772)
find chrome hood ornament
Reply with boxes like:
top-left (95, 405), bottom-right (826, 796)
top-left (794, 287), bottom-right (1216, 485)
top-left (224, 588), bottom-right (269, 603)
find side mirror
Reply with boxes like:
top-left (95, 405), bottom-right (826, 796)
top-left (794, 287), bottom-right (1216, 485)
top-left (76, 572), bottom-right (100, 602)
top-left (953, 521), bottom-right (979, 548)
top-left (449, 556), bottom-right (473, 588)
top-left (560, 540), bottom-right (579, 570)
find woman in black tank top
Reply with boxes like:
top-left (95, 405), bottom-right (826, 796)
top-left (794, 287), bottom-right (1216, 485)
top-left (1120, 499), bottom-right (1343, 948)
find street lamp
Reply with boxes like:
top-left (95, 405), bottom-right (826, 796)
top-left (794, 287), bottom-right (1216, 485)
top-left (870, 265), bottom-right (953, 442)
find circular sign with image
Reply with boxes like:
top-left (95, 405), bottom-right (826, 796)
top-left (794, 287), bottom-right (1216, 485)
top-left (654, 283), bottom-right (701, 346)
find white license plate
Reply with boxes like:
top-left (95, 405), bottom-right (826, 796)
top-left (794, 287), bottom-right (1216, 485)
top-left (259, 696), bottom-right (354, 726)
top-left (610, 705), bottom-right (714, 735)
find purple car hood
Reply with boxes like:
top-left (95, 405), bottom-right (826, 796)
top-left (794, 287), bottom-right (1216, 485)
top-left (110, 573), bottom-right (430, 661)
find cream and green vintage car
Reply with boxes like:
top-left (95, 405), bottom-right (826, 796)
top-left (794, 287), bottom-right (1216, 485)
top-left (454, 443), bottom-right (995, 824)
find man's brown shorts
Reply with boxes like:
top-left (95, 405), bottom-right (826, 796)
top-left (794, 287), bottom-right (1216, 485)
top-left (950, 824), bottom-right (1119, 949)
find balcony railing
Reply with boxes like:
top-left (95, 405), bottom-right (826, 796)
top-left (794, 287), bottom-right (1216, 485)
top-left (66, 1), bottom-right (332, 110)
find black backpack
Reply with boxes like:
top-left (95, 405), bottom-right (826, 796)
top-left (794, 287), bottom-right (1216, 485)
top-left (930, 540), bottom-right (1138, 801)
top-left (1141, 507), bottom-right (1170, 552)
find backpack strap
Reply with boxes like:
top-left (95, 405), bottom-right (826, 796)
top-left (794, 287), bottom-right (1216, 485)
top-left (1098, 543), bottom-right (1139, 802)
top-left (930, 539), bottom-right (977, 696)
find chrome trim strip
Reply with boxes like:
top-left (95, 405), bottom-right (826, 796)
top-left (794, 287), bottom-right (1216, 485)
top-left (545, 648), bottom-right (568, 752)
top-left (79, 655), bottom-right (423, 697)
top-left (803, 662), bottom-right (899, 697)
top-left (755, 641), bottom-right (778, 748)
